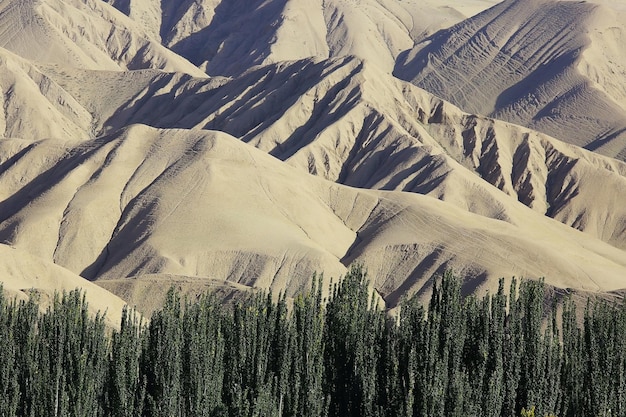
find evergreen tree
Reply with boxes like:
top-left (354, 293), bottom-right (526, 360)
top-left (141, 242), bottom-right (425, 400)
top-left (13, 292), bottom-right (39, 417)
top-left (0, 286), bottom-right (19, 417)
top-left (324, 264), bottom-right (384, 417)
top-left (539, 302), bottom-right (561, 415)
top-left (290, 275), bottom-right (326, 417)
top-left (17, 290), bottom-right (109, 417)
top-left (559, 297), bottom-right (582, 417)
top-left (182, 294), bottom-right (226, 417)
top-left (397, 291), bottom-right (426, 417)
top-left (502, 278), bottom-right (523, 417)
top-left (482, 280), bottom-right (506, 417)
top-left (517, 279), bottom-right (546, 414)
top-left (8, 268), bottom-right (626, 417)
top-left (143, 288), bottom-right (184, 417)
top-left (107, 306), bottom-right (146, 417)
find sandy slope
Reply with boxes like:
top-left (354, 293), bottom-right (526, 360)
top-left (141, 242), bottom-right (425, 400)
top-left (0, 0), bottom-right (624, 315)
top-left (105, 0), bottom-right (497, 75)
top-left (40, 56), bottom-right (626, 251)
top-left (395, 0), bottom-right (626, 160)
top-left (0, 125), bottom-right (625, 314)
top-left (0, 244), bottom-right (128, 327)
top-left (0, 0), bottom-right (206, 75)
top-left (0, 47), bottom-right (94, 140)
top-left (96, 274), bottom-right (258, 318)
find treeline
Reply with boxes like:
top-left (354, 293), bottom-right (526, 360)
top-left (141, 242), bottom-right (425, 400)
top-left (1, 266), bottom-right (626, 417)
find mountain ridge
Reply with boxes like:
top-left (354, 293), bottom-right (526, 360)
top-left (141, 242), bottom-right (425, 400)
top-left (1, 124), bottom-right (625, 314)
top-left (30, 56), bottom-right (625, 250)
top-left (0, 0), bottom-right (624, 315)
top-left (394, 0), bottom-right (626, 160)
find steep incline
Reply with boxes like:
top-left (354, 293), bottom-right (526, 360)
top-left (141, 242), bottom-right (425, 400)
top-left (40, 57), bottom-right (626, 250)
top-left (0, 48), bottom-right (95, 140)
top-left (394, 0), bottom-right (626, 160)
top-left (0, 244), bottom-right (129, 328)
top-left (1, 0), bottom-right (624, 314)
top-left (105, 0), bottom-right (497, 75)
top-left (1, 125), bottom-right (625, 313)
top-left (0, 0), bottom-right (206, 75)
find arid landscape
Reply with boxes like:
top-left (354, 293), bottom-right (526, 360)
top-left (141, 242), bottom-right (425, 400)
top-left (1, 0), bottom-right (625, 316)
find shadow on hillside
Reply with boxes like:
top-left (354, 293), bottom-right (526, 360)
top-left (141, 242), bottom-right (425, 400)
top-left (105, 57), bottom-right (363, 163)
top-left (169, 0), bottom-right (288, 77)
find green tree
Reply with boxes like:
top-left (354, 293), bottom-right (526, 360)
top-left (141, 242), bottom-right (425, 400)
top-left (324, 264), bottom-right (384, 417)
top-left (182, 294), bottom-right (226, 417)
top-left (289, 275), bottom-right (326, 417)
top-left (107, 306), bottom-right (146, 417)
top-left (0, 286), bottom-right (20, 417)
top-left (143, 288), bottom-right (184, 417)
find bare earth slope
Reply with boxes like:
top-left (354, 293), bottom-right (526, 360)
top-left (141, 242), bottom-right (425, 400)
top-left (105, 0), bottom-right (498, 75)
top-left (0, 0), bottom-right (625, 314)
top-left (394, 0), bottom-right (626, 160)
top-left (38, 57), bottom-right (626, 251)
top-left (1, 125), bottom-right (625, 313)
top-left (0, 47), bottom-right (94, 141)
top-left (0, 244), bottom-right (128, 327)
top-left (0, 0), bottom-right (206, 75)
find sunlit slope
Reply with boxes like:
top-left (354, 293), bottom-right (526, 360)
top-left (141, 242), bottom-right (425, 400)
top-left (0, 244), bottom-right (128, 327)
top-left (0, 48), bottom-right (94, 140)
top-left (0, 0), bottom-right (206, 75)
top-left (0, 0), bottom-right (624, 314)
top-left (395, 0), bottom-right (626, 160)
top-left (105, 0), bottom-right (497, 75)
top-left (39, 57), bottom-right (626, 250)
top-left (1, 126), bottom-right (625, 312)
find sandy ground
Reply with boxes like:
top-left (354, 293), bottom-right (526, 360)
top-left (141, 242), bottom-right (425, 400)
top-left (0, 0), bottom-right (624, 317)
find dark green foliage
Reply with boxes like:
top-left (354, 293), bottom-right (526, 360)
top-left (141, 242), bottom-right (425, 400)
top-left (3, 270), bottom-right (626, 417)
top-left (106, 305), bottom-right (146, 417)
top-left (181, 293), bottom-right (226, 417)
top-left (1, 290), bottom-right (109, 417)
top-left (143, 288), bottom-right (184, 417)
top-left (0, 285), bottom-right (19, 417)
top-left (324, 264), bottom-right (384, 417)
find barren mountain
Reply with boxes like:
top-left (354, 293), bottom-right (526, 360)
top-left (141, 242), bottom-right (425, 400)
top-left (0, 0), bottom-right (206, 75)
top-left (105, 0), bottom-right (498, 75)
top-left (0, 243), bottom-right (129, 327)
top-left (0, 0), bottom-right (624, 315)
top-left (395, 0), bottom-right (626, 160)
top-left (35, 56), bottom-right (626, 250)
top-left (1, 126), bottom-right (625, 313)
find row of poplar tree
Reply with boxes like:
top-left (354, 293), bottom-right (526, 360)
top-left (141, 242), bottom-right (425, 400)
top-left (1, 265), bottom-right (625, 417)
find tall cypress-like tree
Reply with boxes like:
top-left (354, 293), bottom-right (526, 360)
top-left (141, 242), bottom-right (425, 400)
top-left (107, 306), bottom-right (146, 417)
top-left (0, 287), bottom-right (19, 417)
top-left (324, 265), bottom-right (384, 417)
top-left (502, 278), bottom-right (523, 417)
top-left (560, 297), bottom-right (582, 417)
top-left (462, 294), bottom-right (489, 415)
top-left (9, 269), bottom-right (626, 417)
top-left (143, 288), bottom-right (184, 417)
top-left (290, 275), bottom-right (326, 417)
top-left (439, 271), bottom-right (468, 417)
top-left (613, 302), bottom-right (626, 417)
top-left (14, 290), bottom-right (109, 417)
top-left (13, 293), bottom-right (39, 417)
top-left (481, 280), bottom-right (506, 417)
top-left (377, 315), bottom-right (402, 417)
top-left (517, 279), bottom-right (546, 414)
top-left (62, 292), bottom-right (109, 417)
top-left (397, 291), bottom-right (426, 417)
top-left (540, 302), bottom-right (561, 415)
top-left (182, 294), bottom-right (226, 417)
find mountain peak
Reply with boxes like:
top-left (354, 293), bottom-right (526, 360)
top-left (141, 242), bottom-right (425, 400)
top-left (1, 0), bottom-right (625, 314)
